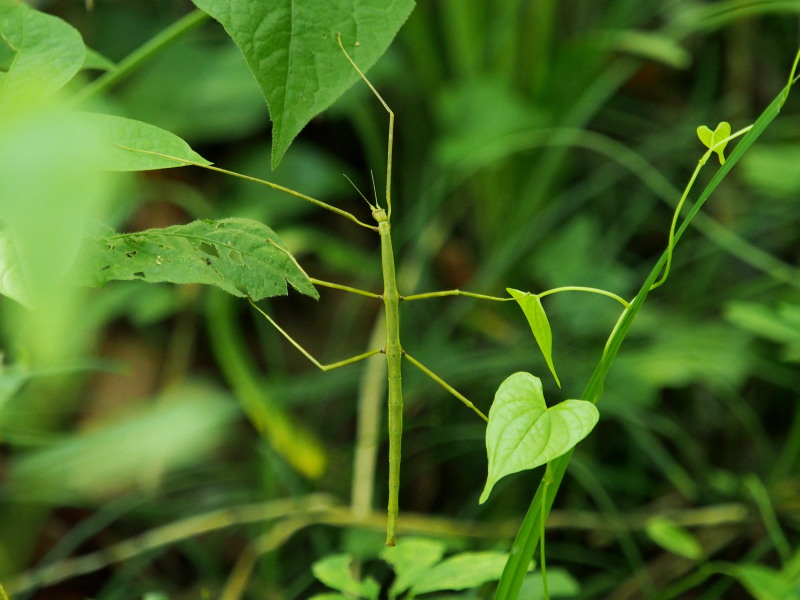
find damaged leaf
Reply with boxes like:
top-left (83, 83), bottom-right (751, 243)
top-left (80, 218), bottom-right (318, 300)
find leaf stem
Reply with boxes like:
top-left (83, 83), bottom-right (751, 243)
top-left (72, 9), bottom-right (209, 105)
top-left (401, 289), bottom-right (513, 302)
top-left (248, 299), bottom-right (381, 370)
top-left (536, 286), bottom-right (630, 309)
top-left (403, 352), bottom-right (488, 422)
top-left (113, 146), bottom-right (377, 230)
top-left (650, 125), bottom-right (752, 291)
top-left (310, 278), bottom-right (381, 299)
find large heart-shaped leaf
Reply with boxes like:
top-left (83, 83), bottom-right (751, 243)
top-left (480, 372), bottom-right (598, 504)
top-left (508, 288), bottom-right (561, 387)
top-left (696, 121), bottom-right (731, 165)
top-left (190, 0), bottom-right (415, 167)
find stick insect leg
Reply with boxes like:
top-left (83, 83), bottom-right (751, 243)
top-left (402, 289), bottom-right (512, 302)
top-left (249, 299), bottom-right (381, 371)
top-left (403, 353), bottom-right (488, 422)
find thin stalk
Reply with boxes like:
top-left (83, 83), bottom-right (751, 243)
top-left (537, 286), bottom-right (630, 308)
top-left (403, 352), bottom-right (488, 422)
top-left (402, 289), bottom-right (513, 302)
top-left (310, 278), bottom-right (381, 299)
top-left (72, 9), bottom-right (209, 105)
top-left (114, 146), bottom-right (377, 230)
top-left (248, 299), bottom-right (380, 371)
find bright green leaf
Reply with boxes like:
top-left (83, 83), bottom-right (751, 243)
top-left (79, 218), bottom-right (319, 301)
top-left (381, 538), bottom-right (445, 598)
top-left (308, 595), bottom-right (351, 600)
top-left (508, 288), bottom-right (561, 387)
top-left (645, 517), bottom-right (703, 560)
top-left (696, 121), bottom-right (731, 164)
top-left (76, 113), bottom-right (211, 171)
top-left (480, 373), bottom-right (598, 504)
top-left (411, 551), bottom-right (512, 595)
top-left (724, 564), bottom-right (800, 600)
top-left (520, 568), bottom-right (580, 599)
top-left (0, 0), bottom-right (85, 102)
top-left (190, 0), bottom-right (415, 167)
top-left (312, 554), bottom-right (380, 600)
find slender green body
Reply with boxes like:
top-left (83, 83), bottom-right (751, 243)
top-left (374, 208), bottom-right (402, 546)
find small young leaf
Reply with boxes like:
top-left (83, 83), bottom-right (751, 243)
top-left (480, 373), bottom-right (598, 504)
top-left (0, 0), bottom-right (85, 101)
top-left (312, 554), bottom-right (380, 600)
top-left (507, 288), bottom-right (561, 387)
top-left (645, 517), bottom-right (703, 560)
top-left (696, 121), bottom-right (731, 164)
top-left (190, 0), bottom-right (415, 168)
top-left (381, 538), bottom-right (445, 598)
top-left (410, 551), bottom-right (512, 595)
top-left (79, 218), bottom-right (318, 300)
top-left (76, 113), bottom-right (211, 171)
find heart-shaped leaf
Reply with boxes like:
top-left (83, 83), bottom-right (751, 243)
top-left (696, 121), bottom-right (731, 164)
top-left (508, 288), bottom-right (560, 387)
top-left (480, 372), bottom-right (598, 504)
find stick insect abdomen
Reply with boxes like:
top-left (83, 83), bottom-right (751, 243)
top-left (375, 207), bottom-right (402, 546)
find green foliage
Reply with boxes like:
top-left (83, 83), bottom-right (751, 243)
top-left (696, 121), bottom-right (731, 165)
top-left (312, 539), bottom-right (517, 599)
top-left (480, 373), bottom-right (598, 504)
top-left (507, 289), bottom-right (560, 387)
top-left (191, 0), bottom-right (415, 167)
top-left (80, 218), bottom-right (318, 301)
top-left (644, 517), bottom-right (703, 561)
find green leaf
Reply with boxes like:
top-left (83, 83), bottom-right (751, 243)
top-left (645, 517), bottom-right (703, 560)
top-left (411, 552), bottom-right (512, 595)
top-left (76, 113), bottom-right (211, 171)
top-left (696, 121), bottom-right (731, 164)
top-left (190, 0), bottom-right (415, 167)
top-left (519, 568), bottom-right (580, 599)
top-left (480, 373), bottom-right (598, 504)
top-left (80, 218), bottom-right (318, 301)
top-left (11, 385), bottom-right (235, 502)
top-left (507, 288), bottom-right (561, 387)
top-left (0, 0), bottom-right (85, 102)
top-left (312, 554), bottom-right (380, 600)
top-left (723, 564), bottom-right (800, 600)
top-left (381, 538), bottom-right (445, 598)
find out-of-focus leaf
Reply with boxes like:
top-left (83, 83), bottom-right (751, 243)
top-left (519, 568), bottom-right (581, 598)
top-left (411, 551), bottom-right (513, 594)
top-left (645, 517), bottom-right (704, 560)
top-left (381, 538), bottom-right (445, 597)
top-left (724, 564), bottom-right (800, 600)
top-left (599, 30), bottom-right (691, 69)
top-left (312, 554), bottom-right (380, 600)
top-left (80, 218), bottom-right (318, 301)
top-left (480, 373), bottom-right (598, 504)
top-left (82, 47), bottom-right (116, 72)
top-left (76, 113), bottom-right (211, 171)
top-left (0, 0), bottom-right (85, 102)
top-left (190, 0), bottom-right (415, 167)
top-left (11, 385), bottom-right (236, 502)
top-left (740, 144), bottom-right (800, 197)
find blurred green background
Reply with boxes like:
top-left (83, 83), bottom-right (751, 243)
top-left (1, 1), bottom-right (800, 598)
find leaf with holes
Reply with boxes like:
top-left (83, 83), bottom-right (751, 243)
top-left (479, 372), bottom-right (598, 504)
top-left (79, 218), bottom-right (318, 300)
top-left (508, 288), bottom-right (561, 387)
top-left (190, 0), bottom-right (415, 167)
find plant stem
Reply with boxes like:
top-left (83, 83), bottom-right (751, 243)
top-left (73, 9), bottom-right (209, 105)
top-left (402, 289), bottom-right (512, 302)
top-left (310, 278), bottom-right (381, 299)
top-left (536, 286), bottom-right (630, 308)
top-left (403, 352), bottom-right (488, 422)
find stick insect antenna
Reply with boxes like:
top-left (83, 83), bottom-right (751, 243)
top-left (337, 32), bottom-right (395, 220)
top-left (343, 173), bottom-right (378, 211)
